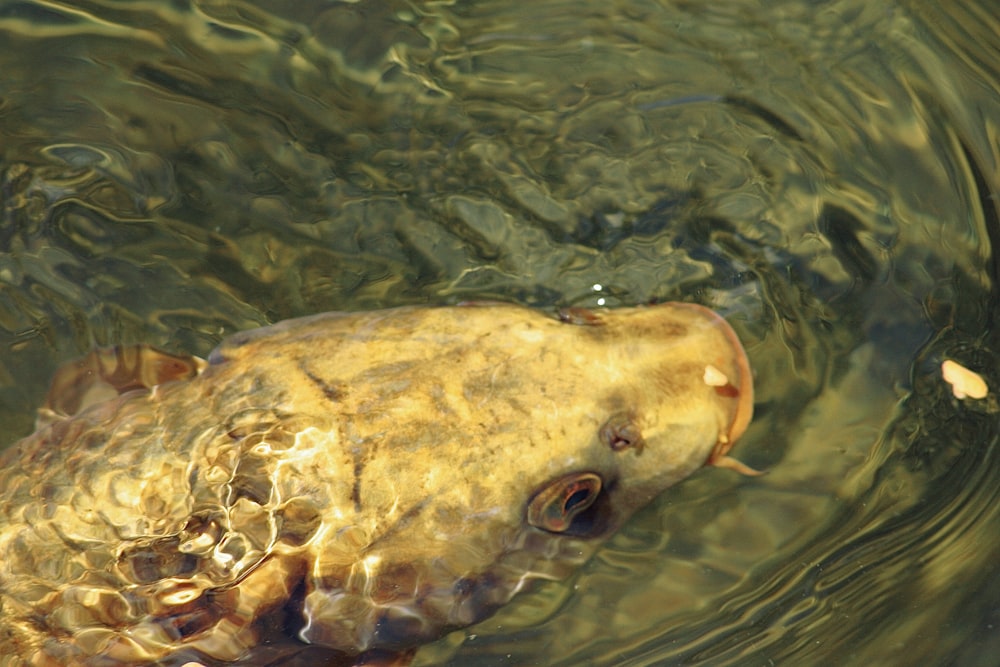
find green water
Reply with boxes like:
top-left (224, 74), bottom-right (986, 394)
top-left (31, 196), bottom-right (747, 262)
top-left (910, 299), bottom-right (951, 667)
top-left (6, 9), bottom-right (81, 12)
top-left (1, 0), bottom-right (998, 665)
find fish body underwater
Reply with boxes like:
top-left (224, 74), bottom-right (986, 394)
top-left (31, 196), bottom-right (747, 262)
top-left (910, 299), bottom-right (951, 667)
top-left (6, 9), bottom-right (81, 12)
top-left (0, 302), bottom-right (753, 665)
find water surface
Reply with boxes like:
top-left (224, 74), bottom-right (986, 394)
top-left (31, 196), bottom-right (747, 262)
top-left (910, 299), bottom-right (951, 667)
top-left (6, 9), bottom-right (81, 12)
top-left (1, 1), bottom-right (998, 665)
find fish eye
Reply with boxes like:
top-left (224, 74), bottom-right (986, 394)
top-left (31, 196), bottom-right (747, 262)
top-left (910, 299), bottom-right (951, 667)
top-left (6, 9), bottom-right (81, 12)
top-left (527, 472), bottom-right (603, 533)
top-left (600, 412), bottom-right (645, 453)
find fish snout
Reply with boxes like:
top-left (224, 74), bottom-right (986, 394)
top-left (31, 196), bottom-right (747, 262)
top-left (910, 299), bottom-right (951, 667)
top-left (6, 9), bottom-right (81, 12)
top-left (676, 303), bottom-right (756, 473)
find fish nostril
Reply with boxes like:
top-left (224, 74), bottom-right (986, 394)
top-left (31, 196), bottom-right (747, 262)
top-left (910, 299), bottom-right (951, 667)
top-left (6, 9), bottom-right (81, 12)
top-left (600, 412), bottom-right (645, 453)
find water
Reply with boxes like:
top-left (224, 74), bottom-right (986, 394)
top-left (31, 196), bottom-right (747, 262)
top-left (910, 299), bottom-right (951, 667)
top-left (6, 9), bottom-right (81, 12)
top-left (1, 0), bottom-right (998, 665)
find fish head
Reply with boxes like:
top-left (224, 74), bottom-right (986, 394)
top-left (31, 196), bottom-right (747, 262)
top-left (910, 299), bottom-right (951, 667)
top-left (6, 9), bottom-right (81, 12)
top-left (539, 301), bottom-right (755, 530)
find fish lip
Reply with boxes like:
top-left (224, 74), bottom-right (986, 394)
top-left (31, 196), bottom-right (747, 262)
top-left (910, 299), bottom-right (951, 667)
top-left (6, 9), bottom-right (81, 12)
top-left (668, 302), bottom-right (755, 459)
top-left (718, 312), bottom-right (754, 449)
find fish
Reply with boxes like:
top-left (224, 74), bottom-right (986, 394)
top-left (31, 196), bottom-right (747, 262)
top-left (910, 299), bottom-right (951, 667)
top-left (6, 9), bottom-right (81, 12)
top-left (0, 301), bottom-right (754, 666)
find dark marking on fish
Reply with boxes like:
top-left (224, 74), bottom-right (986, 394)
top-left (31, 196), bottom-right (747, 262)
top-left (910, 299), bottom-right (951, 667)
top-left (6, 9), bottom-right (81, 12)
top-left (653, 361), bottom-right (702, 398)
top-left (598, 390), bottom-right (631, 419)
top-left (351, 454), bottom-right (364, 514)
top-left (302, 365), bottom-right (346, 402)
top-left (366, 498), bottom-right (431, 549)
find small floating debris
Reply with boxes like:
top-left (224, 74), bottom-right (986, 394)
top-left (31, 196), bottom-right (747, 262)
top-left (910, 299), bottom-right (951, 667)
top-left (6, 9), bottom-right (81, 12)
top-left (941, 359), bottom-right (988, 400)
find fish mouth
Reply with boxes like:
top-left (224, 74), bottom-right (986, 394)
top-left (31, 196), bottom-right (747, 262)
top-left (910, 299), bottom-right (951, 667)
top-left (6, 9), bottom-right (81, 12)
top-left (716, 309), bottom-right (754, 450)
top-left (671, 302), bottom-right (755, 467)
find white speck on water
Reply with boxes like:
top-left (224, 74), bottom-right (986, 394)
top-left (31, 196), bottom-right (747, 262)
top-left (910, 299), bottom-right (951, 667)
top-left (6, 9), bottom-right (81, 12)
top-left (941, 359), bottom-right (988, 399)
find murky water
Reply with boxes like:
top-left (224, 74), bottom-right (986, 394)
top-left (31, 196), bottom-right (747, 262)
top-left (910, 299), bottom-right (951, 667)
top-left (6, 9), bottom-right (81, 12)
top-left (1, 0), bottom-right (998, 665)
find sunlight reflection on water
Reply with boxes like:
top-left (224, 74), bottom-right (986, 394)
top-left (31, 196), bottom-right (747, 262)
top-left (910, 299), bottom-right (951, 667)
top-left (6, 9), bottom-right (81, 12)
top-left (1, 0), bottom-right (998, 665)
